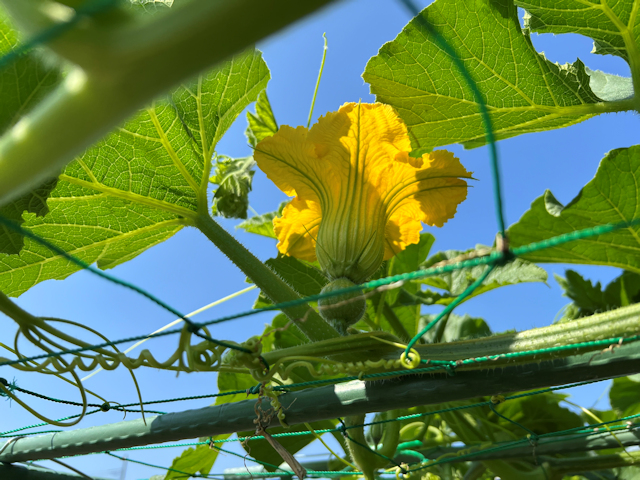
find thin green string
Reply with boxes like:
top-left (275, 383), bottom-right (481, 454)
top-left (95, 410), bottom-right (640, 478)
top-left (337, 418), bottom-right (407, 474)
top-left (405, 264), bottom-right (496, 354)
top-left (398, 0), bottom-right (505, 235)
top-left (0, 215), bottom-right (260, 360)
top-left (2, 216), bottom-right (639, 374)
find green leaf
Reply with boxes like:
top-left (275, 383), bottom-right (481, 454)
top-left (0, 50), bottom-right (269, 296)
top-left (494, 393), bottom-right (583, 436)
top-left (246, 90), bottom-right (279, 147)
top-left (0, 179), bottom-right (58, 255)
top-left (516, 0), bottom-right (640, 62)
top-left (164, 442), bottom-right (223, 480)
top-left (240, 420), bottom-right (337, 472)
top-left (364, 234), bottom-right (435, 339)
top-left (555, 270), bottom-right (640, 319)
top-left (210, 155), bottom-right (255, 219)
top-left (363, 0), bottom-right (604, 151)
top-left (386, 233), bottom-right (435, 305)
top-left (253, 255), bottom-right (327, 309)
top-left (409, 246), bottom-right (547, 306)
top-left (260, 313), bottom-right (308, 354)
top-left (420, 313), bottom-right (491, 343)
top-left (237, 201), bottom-right (289, 239)
top-left (610, 374), bottom-right (640, 417)
top-left (216, 369), bottom-right (256, 406)
top-left (129, 0), bottom-right (174, 13)
top-left (508, 146), bottom-right (640, 272)
top-left (585, 67), bottom-right (634, 102)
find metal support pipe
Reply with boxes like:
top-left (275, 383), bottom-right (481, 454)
top-left (1, 340), bottom-right (640, 464)
top-left (0, 462), bottom-right (113, 480)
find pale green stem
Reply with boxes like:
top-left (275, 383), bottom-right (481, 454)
top-left (262, 303), bottom-right (640, 367)
top-left (195, 213), bottom-right (339, 342)
top-left (0, 0), bottom-right (336, 205)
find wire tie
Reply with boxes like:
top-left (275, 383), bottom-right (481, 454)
top-left (185, 321), bottom-right (200, 334)
top-left (337, 418), bottom-right (348, 437)
top-left (258, 355), bottom-right (270, 373)
top-left (247, 385), bottom-right (262, 395)
top-left (444, 363), bottom-right (457, 376)
top-left (0, 378), bottom-right (8, 387)
top-left (100, 402), bottom-right (111, 412)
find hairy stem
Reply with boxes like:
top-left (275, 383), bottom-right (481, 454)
top-left (195, 214), bottom-right (339, 342)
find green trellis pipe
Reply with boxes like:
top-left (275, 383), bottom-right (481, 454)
top-left (2, 338), bottom-right (640, 464)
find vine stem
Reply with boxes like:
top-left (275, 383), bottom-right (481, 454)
top-left (195, 213), bottom-right (339, 342)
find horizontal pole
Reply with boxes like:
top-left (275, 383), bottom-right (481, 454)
top-left (221, 428), bottom-right (640, 478)
top-left (0, 461), bottom-right (113, 480)
top-left (1, 340), bottom-right (640, 464)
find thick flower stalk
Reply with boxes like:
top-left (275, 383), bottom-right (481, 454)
top-left (254, 102), bottom-right (472, 286)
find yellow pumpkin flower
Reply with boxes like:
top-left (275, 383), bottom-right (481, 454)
top-left (254, 102), bottom-right (472, 284)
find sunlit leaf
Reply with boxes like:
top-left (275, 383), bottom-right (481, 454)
top-left (165, 442), bottom-right (224, 480)
top-left (246, 90), bottom-right (278, 147)
top-left (516, 0), bottom-right (640, 62)
top-left (363, 0), bottom-right (602, 151)
top-left (0, 50), bottom-right (269, 296)
top-left (402, 246), bottom-right (547, 307)
top-left (586, 67), bottom-right (634, 102)
top-left (509, 146), bottom-right (640, 272)
top-left (555, 270), bottom-right (640, 320)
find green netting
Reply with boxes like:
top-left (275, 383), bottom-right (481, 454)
top-left (0, 0), bottom-right (638, 478)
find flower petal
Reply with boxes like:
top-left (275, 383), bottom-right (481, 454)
top-left (273, 197), bottom-right (321, 261)
top-left (256, 102), bottom-right (471, 282)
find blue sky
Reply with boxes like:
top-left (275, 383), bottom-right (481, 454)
top-left (1, 0), bottom-right (638, 478)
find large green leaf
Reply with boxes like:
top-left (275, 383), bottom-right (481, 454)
top-left (364, 234), bottom-right (435, 339)
top-left (516, 0), bottom-right (640, 62)
top-left (555, 270), bottom-right (640, 320)
top-left (0, 12), bottom-right (62, 254)
top-left (363, 0), bottom-right (604, 151)
top-left (494, 393), bottom-right (583, 436)
top-left (509, 146), bottom-right (640, 272)
top-left (0, 50), bottom-right (269, 296)
top-left (164, 442), bottom-right (225, 480)
top-left (402, 246), bottom-right (547, 306)
top-left (216, 369), bottom-right (256, 406)
top-left (610, 374), bottom-right (640, 417)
